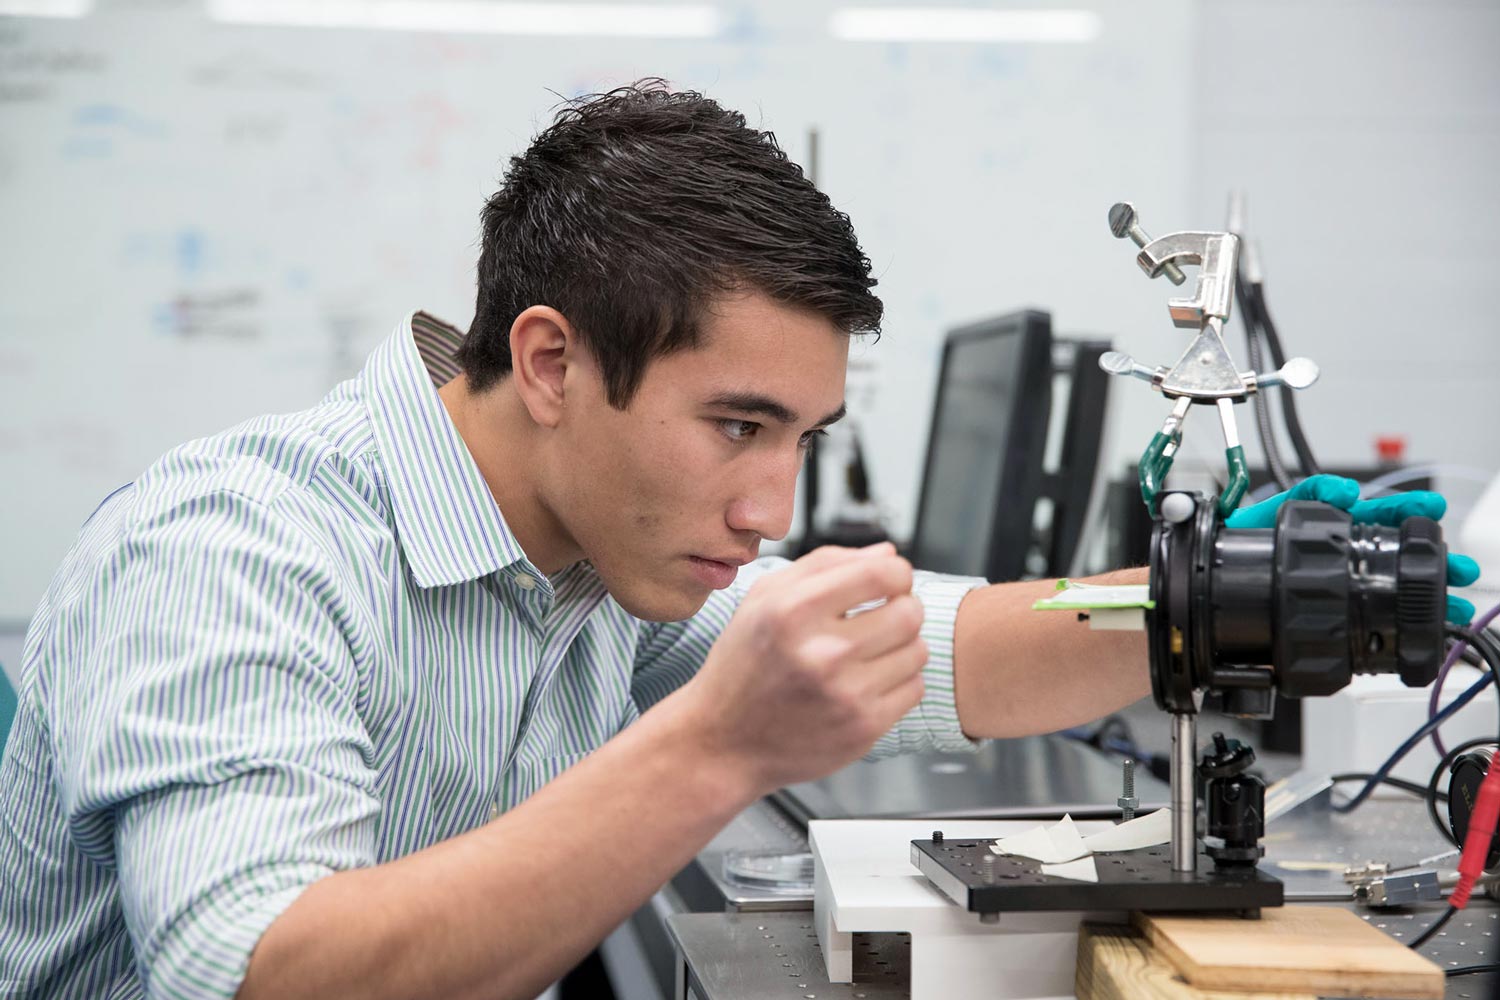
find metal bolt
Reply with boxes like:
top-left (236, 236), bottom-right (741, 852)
top-left (1108, 202), bottom-right (1187, 285)
top-left (1118, 759), bottom-right (1139, 822)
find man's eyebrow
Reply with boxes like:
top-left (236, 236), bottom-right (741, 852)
top-left (815, 402), bottom-right (848, 427)
top-left (705, 393), bottom-right (846, 428)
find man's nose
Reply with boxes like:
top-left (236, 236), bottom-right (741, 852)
top-left (725, 450), bottom-right (802, 542)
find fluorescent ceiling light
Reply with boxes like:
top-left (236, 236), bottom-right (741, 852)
top-left (829, 7), bottom-right (1101, 43)
top-left (207, 1), bottom-right (721, 38)
top-left (0, 0), bottom-right (92, 16)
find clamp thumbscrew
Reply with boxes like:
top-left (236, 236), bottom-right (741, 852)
top-left (1100, 350), bottom-right (1159, 385)
top-left (1254, 357), bottom-right (1320, 391)
top-left (1109, 202), bottom-right (1187, 286)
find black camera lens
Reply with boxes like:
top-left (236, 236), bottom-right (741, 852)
top-left (1148, 496), bottom-right (1448, 713)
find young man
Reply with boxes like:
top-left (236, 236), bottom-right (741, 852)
top-left (0, 82), bottom-right (1464, 1000)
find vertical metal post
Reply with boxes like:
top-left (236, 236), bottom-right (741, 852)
top-left (1171, 711), bottom-right (1197, 872)
top-left (797, 126), bottom-right (823, 554)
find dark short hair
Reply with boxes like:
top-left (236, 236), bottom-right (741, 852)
top-left (459, 80), bottom-right (883, 408)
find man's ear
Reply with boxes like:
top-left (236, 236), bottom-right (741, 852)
top-left (508, 305), bottom-right (576, 428)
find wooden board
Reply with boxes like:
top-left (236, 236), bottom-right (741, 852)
top-left (1133, 907), bottom-right (1444, 999)
top-left (1077, 924), bottom-right (1315, 1000)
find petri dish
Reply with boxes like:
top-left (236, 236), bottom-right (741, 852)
top-left (722, 849), bottom-right (816, 894)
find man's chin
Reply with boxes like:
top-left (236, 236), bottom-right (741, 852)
top-left (606, 580), bottom-right (713, 623)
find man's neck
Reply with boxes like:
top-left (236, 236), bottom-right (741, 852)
top-left (436, 375), bottom-right (581, 575)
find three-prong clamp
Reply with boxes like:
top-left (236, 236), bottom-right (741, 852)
top-left (1101, 202), bottom-right (1320, 517)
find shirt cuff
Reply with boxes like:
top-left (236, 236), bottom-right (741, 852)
top-left (867, 570), bottom-right (989, 758)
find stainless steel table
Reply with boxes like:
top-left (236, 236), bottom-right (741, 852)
top-left (666, 901), bottom-right (1500, 1000)
top-left (665, 791), bottom-right (1500, 1000)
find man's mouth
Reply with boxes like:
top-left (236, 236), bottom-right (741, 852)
top-left (686, 555), bottom-right (747, 589)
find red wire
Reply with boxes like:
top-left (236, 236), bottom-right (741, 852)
top-left (1451, 754), bottom-right (1500, 909)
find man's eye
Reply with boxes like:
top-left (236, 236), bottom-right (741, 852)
top-left (719, 419), bottom-right (759, 442)
top-left (799, 428), bottom-right (829, 450)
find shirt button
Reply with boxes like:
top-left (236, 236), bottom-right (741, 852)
top-left (489, 801), bottom-right (502, 821)
top-left (512, 573), bottom-right (536, 591)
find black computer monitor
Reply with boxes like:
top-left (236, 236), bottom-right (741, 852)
top-left (1035, 338), bottom-right (1111, 578)
top-left (908, 310), bottom-right (1053, 581)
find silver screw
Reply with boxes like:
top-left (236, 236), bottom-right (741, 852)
top-left (1118, 759), bottom-right (1139, 821)
top-left (1108, 202), bottom-right (1187, 285)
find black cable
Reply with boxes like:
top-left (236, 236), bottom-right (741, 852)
top-left (1330, 772), bottom-right (1444, 802)
top-left (1447, 964), bottom-right (1500, 977)
top-left (1245, 281), bottom-right (1321, 477)
top-left (1331, 658), bottom-right (1495, 814)
top-left (1408, 905), bottom-right (1456, 949)
top-left (1236, 268), bottom-right (1293, 491)
top-left (1456, 641), bottom-right (1489, 674)
top-left (1427, 737), bottom-right (1500, 849)
top-left (1447, 624), bottom-right (1500, 735)
top-left (1431, 629), bottom-right (1500, 847)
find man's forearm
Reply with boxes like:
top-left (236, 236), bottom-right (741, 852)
top-left (952, 568), bottom-right (1151, 739)
top-left (238, 689), bottom-right (758, 1000)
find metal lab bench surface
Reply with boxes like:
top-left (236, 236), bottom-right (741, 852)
top-left (666, 911), bottom-right (909, 1000)
top-left (667, 904), bottom-right (1499, 1000)
top-left (665, 793), bottom-right (1500, 999)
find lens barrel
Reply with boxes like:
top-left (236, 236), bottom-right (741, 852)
top-left (1148, 496), bottom-right (1448, 713)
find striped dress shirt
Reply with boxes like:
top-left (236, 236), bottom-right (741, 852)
top-left (0, 311), bottom-right (985, 999)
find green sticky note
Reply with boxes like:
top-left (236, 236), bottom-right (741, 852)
top-left (1032, 578), bottom-right (1155, 611)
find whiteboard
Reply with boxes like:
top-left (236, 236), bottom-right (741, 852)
top-left (0, 2), bottom-right (1194, 622)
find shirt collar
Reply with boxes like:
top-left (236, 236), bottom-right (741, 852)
top-left (362, 310), bottom-right (531, 589)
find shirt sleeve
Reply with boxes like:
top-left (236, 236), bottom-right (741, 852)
top-left (630, 557), bottom-right (988, 755)
top-left (42, 483), bottom-right (381, 1000)
top-left (865, 569), bottom-right (989, 757)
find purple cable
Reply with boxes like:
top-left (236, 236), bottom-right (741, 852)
top-left (1428, 599), bottom-right (1500, 759)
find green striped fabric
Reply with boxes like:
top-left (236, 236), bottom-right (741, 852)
top-left (0, 312), bottom-right (984, 1000)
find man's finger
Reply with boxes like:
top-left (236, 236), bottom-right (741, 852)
top-left (870, 672), bottom-right (926, 733)
top-left (835, 592), bottom-right (924, 659)
top-left (779, 542), bottom-right (895, 583)
top-left (798, 552), bottom-right (914, 619)
top-left (849, 636), bottom-right (929, 699)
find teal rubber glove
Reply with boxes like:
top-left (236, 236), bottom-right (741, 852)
top-left (1224, 473), bottom-right (1481, 624)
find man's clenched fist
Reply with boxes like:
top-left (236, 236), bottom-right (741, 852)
top-left (679, 543), bottom-right (928, 795)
